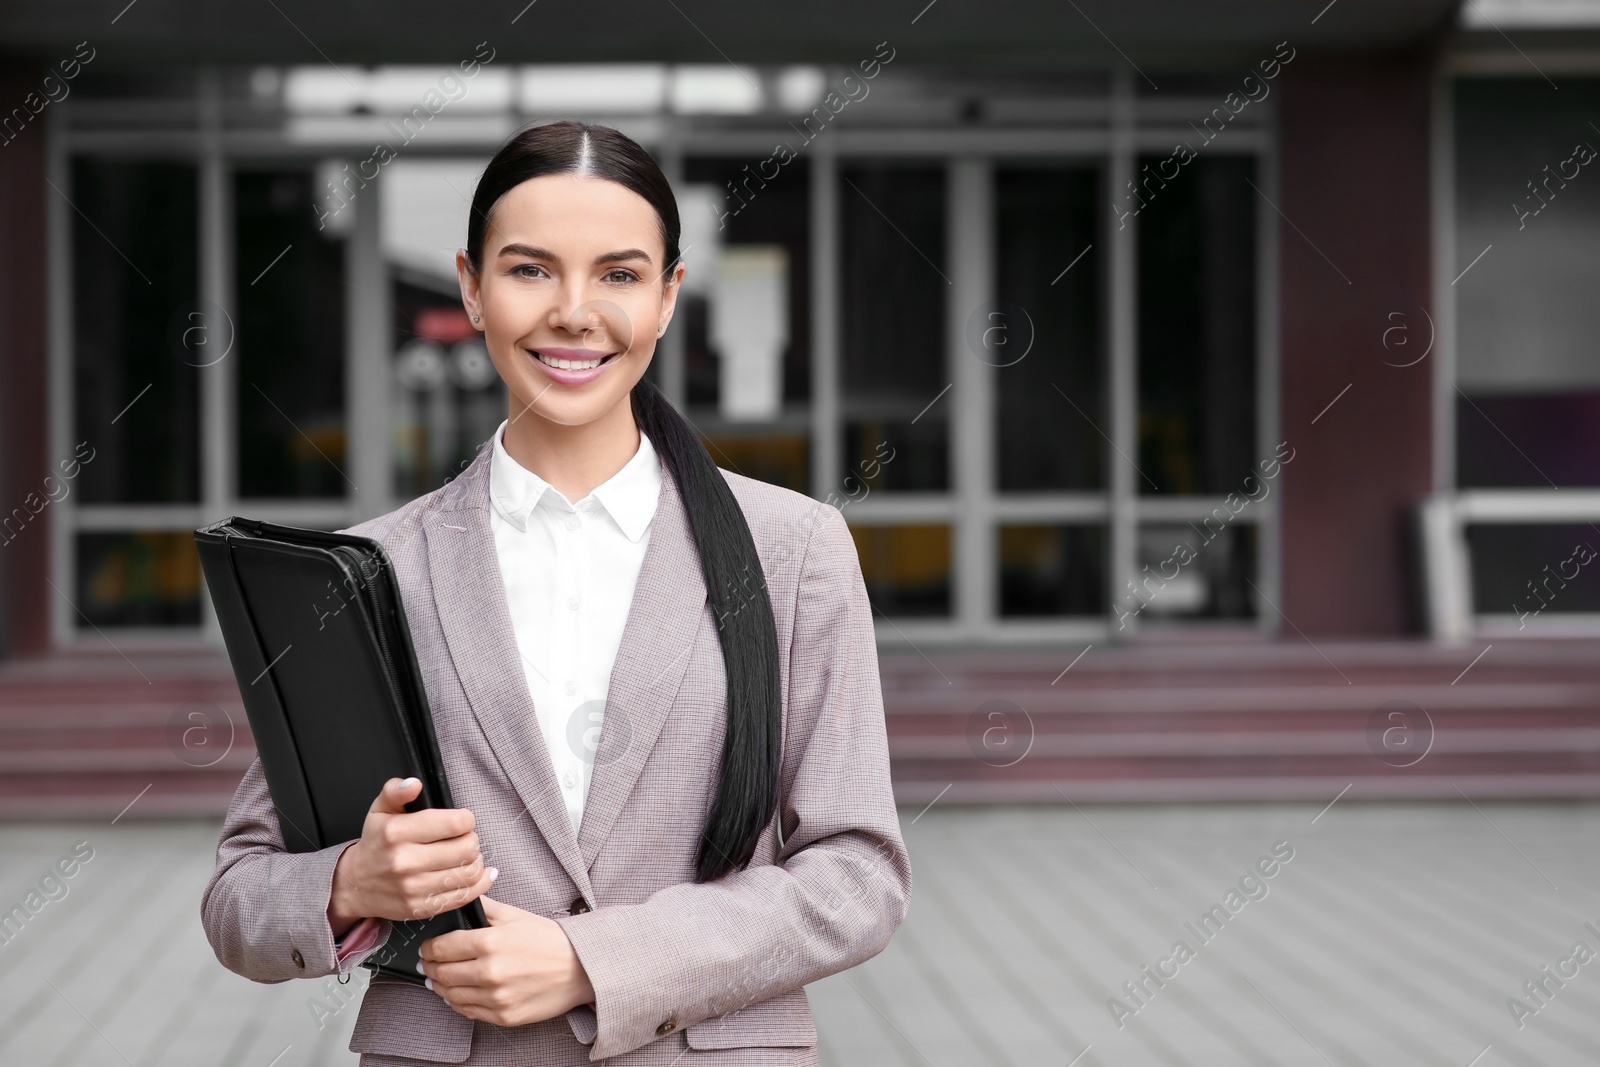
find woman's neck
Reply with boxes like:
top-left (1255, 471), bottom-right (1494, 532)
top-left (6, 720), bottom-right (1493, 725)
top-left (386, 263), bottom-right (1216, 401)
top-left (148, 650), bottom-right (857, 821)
top-left (499, 400), bottom-right (642, 504)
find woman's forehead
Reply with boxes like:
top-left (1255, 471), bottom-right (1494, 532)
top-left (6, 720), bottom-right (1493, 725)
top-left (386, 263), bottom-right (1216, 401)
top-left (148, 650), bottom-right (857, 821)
top-left (490, 173), bottom-right (664, 256)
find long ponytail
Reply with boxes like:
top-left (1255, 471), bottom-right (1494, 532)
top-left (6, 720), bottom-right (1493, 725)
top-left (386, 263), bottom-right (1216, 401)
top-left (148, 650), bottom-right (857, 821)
top-left (632, 378), bottom-right (783, 881)
top-left (466, 120), bottom-right (783, 882)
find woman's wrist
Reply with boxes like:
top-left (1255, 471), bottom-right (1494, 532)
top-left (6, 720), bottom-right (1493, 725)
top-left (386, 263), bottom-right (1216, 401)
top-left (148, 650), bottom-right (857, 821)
top-left (561, 931), bottom-right (596, 1009)
top-left (327, 842), bottom-right (366, 937)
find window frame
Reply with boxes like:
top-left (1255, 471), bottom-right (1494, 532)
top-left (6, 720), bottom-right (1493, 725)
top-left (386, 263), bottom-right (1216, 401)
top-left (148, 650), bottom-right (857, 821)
top-left (48, 66), bottom-right (1281, 648)
top-left (1426, 47), bottom-right (1600, 640)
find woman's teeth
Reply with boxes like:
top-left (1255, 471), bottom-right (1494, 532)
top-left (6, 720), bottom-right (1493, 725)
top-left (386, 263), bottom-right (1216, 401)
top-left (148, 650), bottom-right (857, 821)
top-left (536, 352), bottom-right (611, 370)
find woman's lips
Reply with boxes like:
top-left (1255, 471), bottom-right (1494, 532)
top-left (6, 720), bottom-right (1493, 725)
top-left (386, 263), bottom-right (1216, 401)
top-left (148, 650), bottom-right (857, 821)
top-left (527, 348), bottom-right (618, 386)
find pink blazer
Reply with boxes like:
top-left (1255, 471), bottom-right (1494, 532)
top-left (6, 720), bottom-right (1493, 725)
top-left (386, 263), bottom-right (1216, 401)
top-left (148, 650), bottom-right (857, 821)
top-left (200, 442), bottom-right (913, 1065)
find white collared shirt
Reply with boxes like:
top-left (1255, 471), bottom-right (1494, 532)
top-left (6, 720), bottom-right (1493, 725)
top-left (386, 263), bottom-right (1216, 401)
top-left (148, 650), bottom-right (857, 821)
top-left (487, 420), bottom-right (663, 838)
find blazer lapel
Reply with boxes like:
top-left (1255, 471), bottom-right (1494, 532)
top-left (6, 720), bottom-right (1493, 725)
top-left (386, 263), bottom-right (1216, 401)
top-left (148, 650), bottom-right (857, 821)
top-left (577, 464), bottom-right (708, 871)
top-left (424, 450), bottom-right (592, 899)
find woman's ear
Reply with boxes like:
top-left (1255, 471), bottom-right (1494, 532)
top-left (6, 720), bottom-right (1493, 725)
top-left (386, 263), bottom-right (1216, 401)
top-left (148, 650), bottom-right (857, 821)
top-left (656, 260), bottom-right (687, 338)
top-left (456, 248), bottom-right (484, 330)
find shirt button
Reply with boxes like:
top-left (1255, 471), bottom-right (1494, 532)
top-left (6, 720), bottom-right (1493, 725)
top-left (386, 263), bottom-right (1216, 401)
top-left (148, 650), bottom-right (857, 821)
top-left (565, 680), bottom-right (578, 695)
top-left (656, 1015), bottom-right (678, 1035)
top-left (563, 770), bottom-right (577, 788)
top-left (565, 515), bottom-right (580, 531)
top-left (567, 596), bottom-right (579, 611)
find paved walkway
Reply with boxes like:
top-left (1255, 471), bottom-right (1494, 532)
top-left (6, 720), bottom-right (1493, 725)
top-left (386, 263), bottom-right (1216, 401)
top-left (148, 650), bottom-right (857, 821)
top-left (2, 800), bottom-right (1598, 1065)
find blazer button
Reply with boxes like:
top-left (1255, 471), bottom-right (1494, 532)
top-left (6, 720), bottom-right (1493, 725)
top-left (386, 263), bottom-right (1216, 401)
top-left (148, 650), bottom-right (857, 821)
top-left (291, 948), bottom-right (306, 969)
top-left (656, 1015), bottom-right (677, 1035)
top-left (570, 896), bottom-right (591, 914)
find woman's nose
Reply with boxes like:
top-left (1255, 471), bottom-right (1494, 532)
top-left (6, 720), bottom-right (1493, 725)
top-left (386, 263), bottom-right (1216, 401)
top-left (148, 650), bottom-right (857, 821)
top-left (547, 296), bottom-right (631, 351)
top-left (544, 282), bottom-right (593, 333)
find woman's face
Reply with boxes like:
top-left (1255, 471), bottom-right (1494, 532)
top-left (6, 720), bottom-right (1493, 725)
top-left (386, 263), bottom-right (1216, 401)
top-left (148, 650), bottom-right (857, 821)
top-left (457, 172), bottom-right (684, 429)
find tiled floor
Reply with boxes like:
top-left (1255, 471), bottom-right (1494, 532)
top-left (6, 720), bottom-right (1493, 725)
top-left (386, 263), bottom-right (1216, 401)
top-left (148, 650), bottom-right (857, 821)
top-left (3, 799), bottom-right (1599, 1065)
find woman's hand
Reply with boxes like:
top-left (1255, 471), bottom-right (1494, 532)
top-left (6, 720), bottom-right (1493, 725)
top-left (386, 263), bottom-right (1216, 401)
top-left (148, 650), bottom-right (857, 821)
top-left (418, 897), bottom-right (596, 1027)
top-left (327, 777), bottom-right (496, 936)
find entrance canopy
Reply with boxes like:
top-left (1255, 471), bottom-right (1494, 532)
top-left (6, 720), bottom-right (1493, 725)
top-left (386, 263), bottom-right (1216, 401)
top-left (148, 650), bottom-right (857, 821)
top-left (0, 0), bottom-right (1461, 67)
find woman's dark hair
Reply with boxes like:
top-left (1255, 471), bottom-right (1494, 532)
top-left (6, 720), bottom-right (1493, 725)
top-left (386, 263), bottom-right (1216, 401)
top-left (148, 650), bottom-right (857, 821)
top-left (465, 120), bottom-right (783, 883)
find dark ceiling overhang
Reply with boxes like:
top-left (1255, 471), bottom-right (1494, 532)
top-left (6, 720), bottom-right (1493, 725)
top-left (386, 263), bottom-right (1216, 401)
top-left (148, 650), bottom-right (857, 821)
top-left (0, 0), bottom-right (1463, 70)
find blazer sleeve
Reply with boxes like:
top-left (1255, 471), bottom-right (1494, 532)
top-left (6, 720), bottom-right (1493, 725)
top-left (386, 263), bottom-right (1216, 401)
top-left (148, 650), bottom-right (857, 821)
top-left (200, 756), bottom-right (394, 983)
top-left (551, 502), bottom-right (913, 1061)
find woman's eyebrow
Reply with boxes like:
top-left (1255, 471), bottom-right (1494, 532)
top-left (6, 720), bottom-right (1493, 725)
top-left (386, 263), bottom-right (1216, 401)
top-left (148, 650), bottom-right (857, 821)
top-left (497, 242), bottom-right (557, 260)
top-left (496, 244), bottom-right (653, 266)
top-left (595, 248), bottom-right (653, 266)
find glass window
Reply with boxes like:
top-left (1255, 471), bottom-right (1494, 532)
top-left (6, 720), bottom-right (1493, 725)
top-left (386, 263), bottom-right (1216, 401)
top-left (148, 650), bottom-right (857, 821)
top-left (382, 158), bottom-right (508, 498)
top-left (75, 531), bottom-right (202, 628)
top-left (1137, 155), bottom-right (1256, 495)
top-left (1454, 78), bottom-right (1600, 489)
top-left (997, 524), bottom-right (1106, 616)
top-left (236, 167), bottom-right (348, 498)
top-left (697, 433), bottom-right (809, 496)
top-left (1466, 525), bottom-right (1600, 618)
top-left (993, 165), bottom-right (1103, 492)
top-left (848, 522), bottom-right (951, 617)
top-left (839, 163), bottom-right (948, 492)
top-left (72, 158), bottom-right (200, 504)
top-left (1127, 522), bottom-right (1257, 623)
top-left (681, 157), bottom-right (811, 411)
top-left (55, 74), bottom-right (1279, 643)
top-left (391, 293), bottom-right (504, 497)
top-left (679, 157), bottom-right (812, 494)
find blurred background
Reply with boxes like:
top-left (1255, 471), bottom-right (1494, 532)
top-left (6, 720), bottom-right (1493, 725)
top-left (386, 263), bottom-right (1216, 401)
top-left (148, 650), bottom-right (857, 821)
top-left (2, 0), bottom-right (1600, 1064)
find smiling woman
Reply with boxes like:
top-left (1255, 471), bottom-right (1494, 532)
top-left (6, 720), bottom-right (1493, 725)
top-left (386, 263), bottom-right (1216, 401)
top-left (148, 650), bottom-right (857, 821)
top-left (200, 119), bottom-right (911, 1067)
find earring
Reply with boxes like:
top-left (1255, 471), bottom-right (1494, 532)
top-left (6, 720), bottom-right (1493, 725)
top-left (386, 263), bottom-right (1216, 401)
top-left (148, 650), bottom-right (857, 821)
top-left (472, 315), bottom-right (480, 323)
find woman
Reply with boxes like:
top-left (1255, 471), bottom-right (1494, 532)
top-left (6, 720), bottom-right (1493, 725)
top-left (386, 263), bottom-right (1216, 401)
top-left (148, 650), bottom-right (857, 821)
top-left (201, 120), bottom-right (912, 1066)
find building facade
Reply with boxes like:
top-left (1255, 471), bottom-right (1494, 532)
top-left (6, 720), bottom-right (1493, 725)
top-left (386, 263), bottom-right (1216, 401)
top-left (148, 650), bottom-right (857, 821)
top-left (0, 0), bottom-right (1597, 658)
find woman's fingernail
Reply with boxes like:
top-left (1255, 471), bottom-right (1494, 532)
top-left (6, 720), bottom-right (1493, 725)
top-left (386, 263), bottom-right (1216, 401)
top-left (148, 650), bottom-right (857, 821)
top-left (400, 777), bottom-right (420, 788)
top-left (488, 867), bottom-right (499, 882)
top-left (415, 959), bottom-right (426, 974)
top-left (424, 977), bottom-right (434, 992)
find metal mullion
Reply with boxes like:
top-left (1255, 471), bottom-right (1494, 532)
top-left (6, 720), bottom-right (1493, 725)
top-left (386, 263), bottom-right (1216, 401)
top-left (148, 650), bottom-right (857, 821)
top-left (1478, 613), bottom-right (1600, 638)
top-left (992, 618), bottom-right (1107, 644)
top-left (1136, 497), bottom-right (1273, 523)
top-left (1256, 93), bottom-right (1283, 635)
top-left (680, 131), bottom-right (816, 157)
top-left (199, 68), bottom-right (232, 642)
top-left (1457, 489), bottom-right (1600, 522)
top-left (833, 129), bottom-right (1112, 156)
top-left (950, 157), bottom-right (992, 639)
top-left (1430, 61), bottom-right (1464, 641)
top-left (810, 141), bottom-right (839, 503)
top-left (1129, 128), bottom-right (1268, 153)
top-left (47, 97), bottom-right (75, 648)
top-left (844, 496), bottom-right (958, 523)
top-left (874, 618), bottom-right (1107, 649)
top-left (991, 495), bottom-right (1111, 523)
top-left (1433, 66), bottom-right (1457, 496)
top-left (349, 151), bottom-right (390, 522)
top-left (75, 506), bottom-right (206, 532)
top-left (73, 505), bottom-right (362, 533)
top-left (1107, 70), bottom-right (1139, 639)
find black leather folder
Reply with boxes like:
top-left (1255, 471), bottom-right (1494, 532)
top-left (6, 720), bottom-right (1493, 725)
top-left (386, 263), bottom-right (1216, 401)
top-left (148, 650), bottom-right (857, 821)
top-left (195, 517), bottom-right (486, 986)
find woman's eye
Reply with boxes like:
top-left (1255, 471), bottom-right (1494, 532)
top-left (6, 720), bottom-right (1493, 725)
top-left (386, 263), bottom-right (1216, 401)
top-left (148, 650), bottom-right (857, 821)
top-left (513, 264), bottom-right (547, 279)
top-left (604, 269), bottom-right (639, 284)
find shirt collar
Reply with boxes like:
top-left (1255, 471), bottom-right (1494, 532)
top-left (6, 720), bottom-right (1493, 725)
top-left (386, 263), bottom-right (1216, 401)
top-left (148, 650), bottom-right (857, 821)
top-left (488, 421), bottom-right (662, 542)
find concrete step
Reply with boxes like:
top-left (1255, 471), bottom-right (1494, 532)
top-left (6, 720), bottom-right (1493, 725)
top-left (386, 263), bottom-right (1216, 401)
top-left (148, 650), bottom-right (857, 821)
top-left (4, 640), bottom-right (1600, 818)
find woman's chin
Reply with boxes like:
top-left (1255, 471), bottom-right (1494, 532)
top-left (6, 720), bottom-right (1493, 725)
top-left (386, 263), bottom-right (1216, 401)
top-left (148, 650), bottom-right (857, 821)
top-left (503, 387), bottom-right (629, 431)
